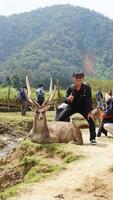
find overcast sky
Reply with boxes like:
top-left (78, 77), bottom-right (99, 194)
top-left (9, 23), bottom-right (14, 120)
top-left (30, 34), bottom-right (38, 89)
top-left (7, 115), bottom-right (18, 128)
top-left (0, 0), bottom-right (113, 19)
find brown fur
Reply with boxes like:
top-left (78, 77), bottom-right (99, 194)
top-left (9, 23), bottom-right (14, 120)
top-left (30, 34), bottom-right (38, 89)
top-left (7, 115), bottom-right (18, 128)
top-left (29, 112), bottom-right (83, 145)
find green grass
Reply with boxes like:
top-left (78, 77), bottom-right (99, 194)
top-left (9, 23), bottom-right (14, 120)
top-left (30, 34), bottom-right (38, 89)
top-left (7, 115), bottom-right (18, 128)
top-left (0, 111), bottom-right (33, 124)
top-left (0, 85), bottom-right (65, 104)
top-left (23, 160), bottom-right (61, 183)
top-left (0, 86), bottom-right (38, 104)
top-left (0, 86), bottom-right (17, 103)
top-left (0, 111), bottom-right (56, 124)
top-left (0, 111), bottom-right (88, 132)
top-left (0, 184), bottom-right (21, 200)
top-left (20, 140), bottom-right (81, 163)
top-left (0, 105), bottom-right (85, 200)
top-left (0, 139), bottom-right (82, 199)
top-left (0, 79), bottom-right (113, 104)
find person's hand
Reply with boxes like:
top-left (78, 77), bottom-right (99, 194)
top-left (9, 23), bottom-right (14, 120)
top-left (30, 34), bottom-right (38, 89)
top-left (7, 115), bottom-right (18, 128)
top-left (67, 93), bottom-right (74, 102)
top-left (98, 111), bottom-right (105, 119)
top-left (88, 112), bottom-right (95, 121)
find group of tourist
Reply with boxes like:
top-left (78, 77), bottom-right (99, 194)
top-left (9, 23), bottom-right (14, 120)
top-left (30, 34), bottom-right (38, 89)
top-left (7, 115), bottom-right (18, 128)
top-left (17, 71), bottom-right (113, 144)
top-left (96, 88), bottom-right (113, 137)
top-left (56, 72), bottom-right (113, 144)
top-left (96, 88), bottom-right (113, 109)
top-left (17, 83), bottom-right (45, 116)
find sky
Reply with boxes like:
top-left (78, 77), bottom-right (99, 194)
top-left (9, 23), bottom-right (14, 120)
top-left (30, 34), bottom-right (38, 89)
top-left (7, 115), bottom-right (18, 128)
top-left (0, 0), bottom-right (113, 19)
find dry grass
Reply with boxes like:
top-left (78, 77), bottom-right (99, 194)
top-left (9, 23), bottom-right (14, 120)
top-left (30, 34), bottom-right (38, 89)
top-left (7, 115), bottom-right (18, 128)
top-left (74, 174), bottom-right (113, 200)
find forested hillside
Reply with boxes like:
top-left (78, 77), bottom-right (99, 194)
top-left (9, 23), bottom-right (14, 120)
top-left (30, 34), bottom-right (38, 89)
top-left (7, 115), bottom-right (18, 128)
top-left (0, 5), bottom-right (113, 87)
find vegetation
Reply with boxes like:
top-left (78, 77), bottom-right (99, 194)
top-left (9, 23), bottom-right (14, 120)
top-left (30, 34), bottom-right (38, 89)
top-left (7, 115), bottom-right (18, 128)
top-left (0, 78), bottom-right (113, 105)
top-left (0, 5), bottom-right (113, 88)
top-left (0, 139), bottom-right (82, 199)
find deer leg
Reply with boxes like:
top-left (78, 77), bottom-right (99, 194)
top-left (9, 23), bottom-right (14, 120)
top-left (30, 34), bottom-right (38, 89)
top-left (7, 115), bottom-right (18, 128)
top-left (46, 136), bottom-right (59, 143)
top-left (69, 141), bottom-right (83, 145)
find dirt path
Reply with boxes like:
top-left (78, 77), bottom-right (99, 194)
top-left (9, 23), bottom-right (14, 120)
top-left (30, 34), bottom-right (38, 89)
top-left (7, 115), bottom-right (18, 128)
top-left (10, 129), bottom-right (113, 200)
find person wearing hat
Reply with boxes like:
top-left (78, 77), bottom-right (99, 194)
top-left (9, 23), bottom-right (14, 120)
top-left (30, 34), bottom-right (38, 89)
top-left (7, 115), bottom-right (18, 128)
top-left (57, 72), bottom-right (96, 144)
top-left (16, 85), bottom-right (28, 115)
top-left (36, 84), bottom-right (45, 106)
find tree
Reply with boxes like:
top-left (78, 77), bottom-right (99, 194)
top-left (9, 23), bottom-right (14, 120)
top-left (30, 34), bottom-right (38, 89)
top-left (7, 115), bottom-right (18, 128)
top-left (4, 76), bottom-right (12, 111)
top-left (5, 76), bottom-right (11, 86)
top-left (12, 74), bottom-right (23, 90)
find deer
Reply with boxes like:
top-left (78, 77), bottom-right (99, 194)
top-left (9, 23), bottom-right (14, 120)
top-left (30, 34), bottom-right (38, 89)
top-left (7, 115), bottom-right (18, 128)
top-left (25, 76), bottom-right (83, 145)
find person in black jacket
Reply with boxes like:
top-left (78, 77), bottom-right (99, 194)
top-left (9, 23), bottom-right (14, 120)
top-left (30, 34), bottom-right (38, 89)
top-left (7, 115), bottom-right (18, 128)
top-left (57, 72), bottom-right (96, 144)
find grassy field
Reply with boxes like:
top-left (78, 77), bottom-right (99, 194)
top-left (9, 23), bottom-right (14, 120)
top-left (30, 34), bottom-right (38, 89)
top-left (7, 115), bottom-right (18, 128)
top-left (0, 86), bottom-right (17, 103)
top-left (0, 110), bottom-right (84, 123)
top-left (0, 86), bottom-right (38, 104)
top-left (0, 110), bottom-right (83, 199)
top-left (1, 78), bottom-right (113, 104)
top-left (0, 85), bottom-right (65, 104)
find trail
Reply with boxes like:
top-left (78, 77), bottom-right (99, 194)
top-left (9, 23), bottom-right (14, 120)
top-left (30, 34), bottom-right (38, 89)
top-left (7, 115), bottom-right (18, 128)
top-left (10, 130), bottom-right (113, 200)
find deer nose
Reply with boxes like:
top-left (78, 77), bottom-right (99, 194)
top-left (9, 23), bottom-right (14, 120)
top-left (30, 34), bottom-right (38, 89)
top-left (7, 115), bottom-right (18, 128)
top-left (39, 116), bottom-right (43, 120)
top-left (38, 113), bottom-right (43, 120)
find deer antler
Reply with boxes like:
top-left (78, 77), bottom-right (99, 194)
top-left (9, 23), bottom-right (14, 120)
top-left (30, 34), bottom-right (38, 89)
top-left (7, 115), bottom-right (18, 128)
top-left (26, 76), bottom-right (40, 108)
top-left (26, 76), bottom-right (56, 108)
top-left (42, 77), bottom-right (56, 107)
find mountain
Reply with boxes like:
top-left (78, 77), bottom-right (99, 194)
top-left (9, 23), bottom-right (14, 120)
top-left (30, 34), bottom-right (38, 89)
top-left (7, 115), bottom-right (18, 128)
top-left (0, 5), bottom-right (113, 87)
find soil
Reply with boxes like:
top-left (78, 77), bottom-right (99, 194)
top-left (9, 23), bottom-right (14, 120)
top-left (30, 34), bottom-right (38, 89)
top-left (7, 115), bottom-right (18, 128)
top-left (9, 130), bottom-right (113, 200)
top-left (0, 121), bottom-right (32, 157)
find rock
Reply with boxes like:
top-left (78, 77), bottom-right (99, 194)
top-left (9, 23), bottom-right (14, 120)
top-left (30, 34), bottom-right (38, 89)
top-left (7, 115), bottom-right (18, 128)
top-left (0, 139), bottom-right (7, 149)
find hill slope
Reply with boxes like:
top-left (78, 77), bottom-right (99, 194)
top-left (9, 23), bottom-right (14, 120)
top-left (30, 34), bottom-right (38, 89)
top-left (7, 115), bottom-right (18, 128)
top-left (0, 5), bottom-right (113, 87)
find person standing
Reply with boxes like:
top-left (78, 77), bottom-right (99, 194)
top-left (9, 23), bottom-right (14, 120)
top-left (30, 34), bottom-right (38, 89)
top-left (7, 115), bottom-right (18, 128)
top-left (97, 99), bottom-right (113, 137)
top-left (16, 86), bottom-right (28, 115)
top-left (36, 84), bottom-right (45, 106)
top-left (105, 89), bottom-right (113, 106)
top-left (96, 88), bottom-right (104, 109)
top-left (57, 72), bottom-right (96, 144)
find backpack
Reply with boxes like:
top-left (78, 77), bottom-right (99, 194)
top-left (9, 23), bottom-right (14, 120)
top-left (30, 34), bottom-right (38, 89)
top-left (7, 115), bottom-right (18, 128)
top-left (16, 88), bottom-right (26, 102)
top-left (96, 91), bottom-right (103, 101)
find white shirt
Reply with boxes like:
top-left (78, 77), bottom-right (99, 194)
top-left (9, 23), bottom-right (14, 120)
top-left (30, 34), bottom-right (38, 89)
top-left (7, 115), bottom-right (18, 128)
top-left (105, 93), bottom-right (112, 102)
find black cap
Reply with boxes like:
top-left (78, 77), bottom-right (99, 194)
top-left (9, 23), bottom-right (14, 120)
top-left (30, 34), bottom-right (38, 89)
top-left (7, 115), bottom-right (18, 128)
top-left (72, 72), bottom-right (84, 78)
